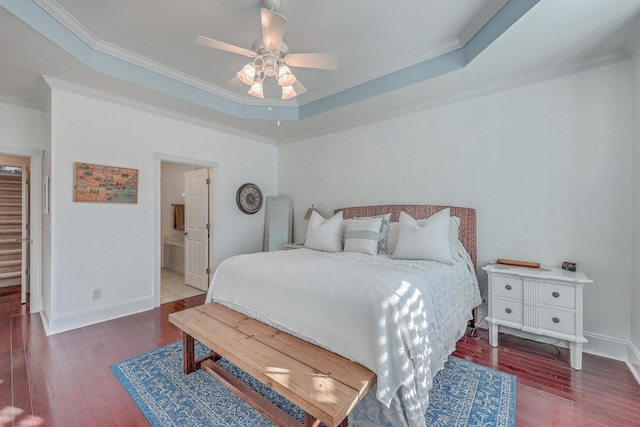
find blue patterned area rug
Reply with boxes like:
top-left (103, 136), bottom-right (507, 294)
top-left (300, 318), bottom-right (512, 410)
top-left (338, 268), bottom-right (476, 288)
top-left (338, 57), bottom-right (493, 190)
top-left (110, 340), bottom-right (516, 427)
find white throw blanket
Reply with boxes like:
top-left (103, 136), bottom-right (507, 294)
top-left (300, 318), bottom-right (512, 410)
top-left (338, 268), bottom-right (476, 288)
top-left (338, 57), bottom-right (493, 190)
top-left (205, 244), bottom-right (481, 427)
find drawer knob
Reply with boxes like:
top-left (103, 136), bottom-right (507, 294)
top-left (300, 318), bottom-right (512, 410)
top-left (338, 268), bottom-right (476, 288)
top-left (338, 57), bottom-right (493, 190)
top-left (505, 284), bottom-right (512, 290)
top-left (552, 291), bottom-right (560, 298)
top-left (552, 317), bottom-right (560, 323)
top-left (505, 308), bottom-right (512, 314)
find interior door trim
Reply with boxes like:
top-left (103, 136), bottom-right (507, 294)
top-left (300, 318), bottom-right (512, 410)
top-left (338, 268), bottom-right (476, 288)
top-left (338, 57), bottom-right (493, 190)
top-left (153, 152), bottom-right (218, 308)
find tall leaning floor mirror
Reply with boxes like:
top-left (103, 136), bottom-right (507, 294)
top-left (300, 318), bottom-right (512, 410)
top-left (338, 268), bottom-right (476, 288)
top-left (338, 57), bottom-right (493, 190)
top-left (263, 195), bottom-right (294, 251)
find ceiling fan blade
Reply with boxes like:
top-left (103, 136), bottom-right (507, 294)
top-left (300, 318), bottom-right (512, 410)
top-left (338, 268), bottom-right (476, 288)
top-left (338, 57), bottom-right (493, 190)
top-left (292, 80), bottom-right (307, 95)
top-left (261, 8), bottom-right (286, 51)
top-left (284, 53), bottom-right (339, 70)
top-left (195, 36), bottom-right (257, 58)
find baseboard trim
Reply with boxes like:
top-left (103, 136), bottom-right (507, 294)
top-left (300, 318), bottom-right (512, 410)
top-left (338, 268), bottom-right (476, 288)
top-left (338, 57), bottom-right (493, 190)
top-left (583, 331), bottom-right (629, 361)
top-left (628, 342), bottom-right (640, 385)
top-left (43, 296), bottom-right (154, 335)
top-left (496, 327), bottom-right (629, 361)
top-left (39, 309), bottom-right (51, 335)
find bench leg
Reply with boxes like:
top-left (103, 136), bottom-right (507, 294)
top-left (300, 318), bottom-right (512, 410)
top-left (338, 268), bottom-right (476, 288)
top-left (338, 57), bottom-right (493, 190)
top-left (183, 332), bottom-right (195, 374)
top-left (304, 413), bottom-right (347, 427)
top-left (304, 413), bottom-right (321, 427)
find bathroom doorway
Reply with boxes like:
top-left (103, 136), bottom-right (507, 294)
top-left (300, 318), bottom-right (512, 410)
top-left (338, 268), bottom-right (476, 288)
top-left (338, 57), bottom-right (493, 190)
top-left (160, 161), bottom-right (211, 304)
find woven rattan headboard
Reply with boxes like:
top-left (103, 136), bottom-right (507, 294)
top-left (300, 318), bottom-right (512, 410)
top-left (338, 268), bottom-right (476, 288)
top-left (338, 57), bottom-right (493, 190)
top-left (335, 204), bottom-right (477, 270)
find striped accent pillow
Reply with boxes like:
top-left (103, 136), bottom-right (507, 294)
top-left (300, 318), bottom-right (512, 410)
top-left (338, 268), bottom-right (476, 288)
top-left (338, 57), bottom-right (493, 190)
top-left (343, 217), bottom-right (383, 255)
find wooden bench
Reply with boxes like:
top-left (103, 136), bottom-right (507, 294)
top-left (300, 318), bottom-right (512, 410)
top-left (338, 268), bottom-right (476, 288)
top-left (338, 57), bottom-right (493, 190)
top-left (168, 303), bottom-right (377, 427)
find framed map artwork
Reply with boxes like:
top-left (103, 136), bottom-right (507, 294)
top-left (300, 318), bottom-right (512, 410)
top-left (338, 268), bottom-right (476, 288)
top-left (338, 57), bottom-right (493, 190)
top-left (73, 162), bottom-right (139, 204)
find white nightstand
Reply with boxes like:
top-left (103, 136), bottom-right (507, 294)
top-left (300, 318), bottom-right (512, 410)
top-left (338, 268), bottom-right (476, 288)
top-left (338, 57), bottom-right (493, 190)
top-left (482, 264), bottom-right (593, 370)
top-left (283, 243), bottom-right (305, 250)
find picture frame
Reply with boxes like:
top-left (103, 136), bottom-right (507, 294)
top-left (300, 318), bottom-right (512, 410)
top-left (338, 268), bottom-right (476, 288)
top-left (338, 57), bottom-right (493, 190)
top-left (73, 162), bottom-right (139, 204)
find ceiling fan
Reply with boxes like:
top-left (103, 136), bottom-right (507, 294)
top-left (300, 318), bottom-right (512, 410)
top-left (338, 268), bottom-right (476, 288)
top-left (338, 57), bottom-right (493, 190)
top-left (195, 0), bottom-right (338, 99)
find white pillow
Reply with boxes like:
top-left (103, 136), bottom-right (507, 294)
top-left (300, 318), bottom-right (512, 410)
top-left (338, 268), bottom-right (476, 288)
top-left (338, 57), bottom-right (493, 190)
top-left (386, 222), bottom-right (400, 254)
top-left (387, 215), bottom-right (461, 258)
top-left (391, 209), bottom-right (454, 264)
top-left (343, 217), bottom-right (383, 255)
top-left (449, 216), bottom-right (461, 259)
top-left (304, 211), bottom-right (344, 252)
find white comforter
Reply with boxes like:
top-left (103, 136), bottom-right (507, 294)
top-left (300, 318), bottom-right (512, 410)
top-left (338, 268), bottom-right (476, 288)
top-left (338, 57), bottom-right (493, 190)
top-left (205, 240), bottom-right (481, 427)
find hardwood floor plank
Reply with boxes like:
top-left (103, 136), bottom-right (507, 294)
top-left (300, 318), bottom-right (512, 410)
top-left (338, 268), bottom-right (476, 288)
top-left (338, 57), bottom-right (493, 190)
top-left (0, 349), bottom-right (12, 411)
top-left (71, 402), bottom-right (100, 427)
top-left (50, 396), bottom-right (77, 426)
top-left (2, 290), bottom-right (639, 426)
top-left (11, 348), bottom-right (33, 416)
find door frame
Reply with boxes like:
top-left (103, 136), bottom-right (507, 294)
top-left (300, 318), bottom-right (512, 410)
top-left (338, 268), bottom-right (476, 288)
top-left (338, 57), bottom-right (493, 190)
top-left (0, 146), bottom-right (43, 313)
top-left (153, 152), bottom-right (218, 308)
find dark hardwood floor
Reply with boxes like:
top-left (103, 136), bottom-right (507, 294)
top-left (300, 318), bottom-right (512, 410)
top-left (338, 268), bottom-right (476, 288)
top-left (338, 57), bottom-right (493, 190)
top-left (1, 290), bottom-right (639, 426)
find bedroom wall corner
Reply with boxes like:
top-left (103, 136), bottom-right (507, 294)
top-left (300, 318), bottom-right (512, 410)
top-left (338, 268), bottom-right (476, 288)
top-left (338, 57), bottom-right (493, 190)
top-left (628, 22), bottom-right (640, 380)
top-left (44, 85), bottom-right (277, 334)
top-left (277, 61), bottom-right (633, 362)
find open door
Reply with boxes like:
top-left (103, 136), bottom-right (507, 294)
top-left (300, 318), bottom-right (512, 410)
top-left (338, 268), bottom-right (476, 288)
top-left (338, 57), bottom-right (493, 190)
top-left (22, 167), bottom-right (30, 304)
top-left (184, 168), bottom-right (209, 291)
top-left (0, 156), bottom-right (30, 306)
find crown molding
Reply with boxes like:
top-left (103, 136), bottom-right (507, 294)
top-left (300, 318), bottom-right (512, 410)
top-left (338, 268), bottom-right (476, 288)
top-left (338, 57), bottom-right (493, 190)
top-left (623, 14), bottom-right (640, 57)
top-left (23, 0), bottom-right (529, 122)
top-left (34, 0), bottom-right (98, 45)
top-left (41, 76), bottom-right (277, 145)
top-left (32, 0), bottom-right (502, 109)
top-left (458, 0), bottom-right (509, 46)
top-left (279, 50), bottom-right (629, 145)
top-left (0, 93), bottom-right (40, 110)
top-left (33, 0), bottom-right (248, 104)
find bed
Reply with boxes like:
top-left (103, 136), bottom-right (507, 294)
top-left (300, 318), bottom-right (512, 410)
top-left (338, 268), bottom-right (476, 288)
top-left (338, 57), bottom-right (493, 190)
top-left (205, 204), bottom-right (481, 427)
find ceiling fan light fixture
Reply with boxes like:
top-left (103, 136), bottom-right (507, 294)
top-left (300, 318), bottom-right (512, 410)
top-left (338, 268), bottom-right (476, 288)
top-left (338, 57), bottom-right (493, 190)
top-left (277, 64), bottom-right (296, 86)
top-left (237, 63), bottom-right (256, 85)
top-left (248, 77), bottom-right (264, 98)
top-left (281, 84), bottom-right (297, 99)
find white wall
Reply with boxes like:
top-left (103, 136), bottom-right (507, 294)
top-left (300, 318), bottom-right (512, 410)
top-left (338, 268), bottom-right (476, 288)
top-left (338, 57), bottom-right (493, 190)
top-left (630, 40), bottom-right (640, 378)
top-left (44, 88), bottom-right (277, 334)
top-left (0, 102), bottom-right (44, 150)
top-left (279, 62), bottom-right (633, 360)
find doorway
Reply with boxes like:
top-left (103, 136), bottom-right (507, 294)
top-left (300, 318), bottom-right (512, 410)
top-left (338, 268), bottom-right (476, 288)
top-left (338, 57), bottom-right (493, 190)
top-left (0, 155), bottom-right (30, 312)
top-left (160, 161), bottom-right (212, 304)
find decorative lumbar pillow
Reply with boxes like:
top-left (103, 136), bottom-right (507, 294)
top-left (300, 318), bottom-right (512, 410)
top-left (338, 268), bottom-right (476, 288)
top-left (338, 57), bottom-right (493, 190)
top-left (391, 209), bottom-right (454, 264)
top-left (304, 211), bottom-right (344, 252)
top-left (343, 217), bottom-right (383, 255)
top-left (344, 213), bottom-right (391, 254)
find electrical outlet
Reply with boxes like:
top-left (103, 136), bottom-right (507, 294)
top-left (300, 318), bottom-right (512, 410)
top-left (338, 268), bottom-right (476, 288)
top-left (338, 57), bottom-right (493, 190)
top-left (481, 291), bottom-right (488, 304)
top-left (92, 288), bottom-right (101, 300)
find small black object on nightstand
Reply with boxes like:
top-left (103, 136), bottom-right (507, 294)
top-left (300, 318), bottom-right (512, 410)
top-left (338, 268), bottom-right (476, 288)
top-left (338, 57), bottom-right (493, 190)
top-left (562, 261), bottom-right (576, 272)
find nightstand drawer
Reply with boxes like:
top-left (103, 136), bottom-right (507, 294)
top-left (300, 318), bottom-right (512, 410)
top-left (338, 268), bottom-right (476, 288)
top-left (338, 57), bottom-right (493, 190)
top-left (539, 307), bottom-right (575, 335)
top-left (493, 298), bottom-right (523, 324)
top-left (538, 283), bottom-right (575, 309)
top-left (494, 275), bottom-right (524, 300)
